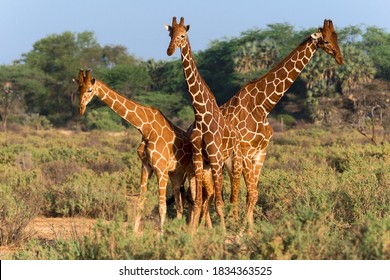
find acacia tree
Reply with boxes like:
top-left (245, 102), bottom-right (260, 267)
top-left (197, 39), bottom-right (239, 104)
top-left (0, 65), bottom-right (47, 130)
top-left (362, 26), bottom-right (390, 79)
top-left (21, 31), bottom-right (135, 126)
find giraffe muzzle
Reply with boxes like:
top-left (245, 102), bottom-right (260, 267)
top-left (167, 47), bottom-right (175, 56)
top-left (79, 105), bottom-right (86, 116)
top-left (335, 54), bottom-right (343, 65)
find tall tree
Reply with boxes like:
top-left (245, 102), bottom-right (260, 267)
top-left (197, 39), bottom-right (239, 104)
top-left (22, 31), bottom-right (135, 125)
top-left (0, 65), bottom-right (47, 130)
top-left (362, 26), bottom-right (390, 79)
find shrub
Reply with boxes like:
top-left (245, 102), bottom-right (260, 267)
top-left (85, 107), bottom-right (124, 131)
top-left (4, 127), bottom-right (390, 260)
top-left (42, 169), bottom-right (128, 219)
top-left (277, 114), bottom-right (297, 128)
top-left (24, 114), bottom-right (53, 130)
top-left (14, 216), bottom-right (234, 260)
top-left (175, 105), bottom-right (195, 128)
top-left (0, 169), bottom-right (44, 246)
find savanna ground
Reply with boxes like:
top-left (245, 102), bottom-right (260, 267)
top-left (0, 124), bottom-right (389, 260)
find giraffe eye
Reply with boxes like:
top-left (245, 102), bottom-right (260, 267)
top-left (87, 88), bottom-right (93, 93)
top-left (180, 35), bottom-right (185, 38)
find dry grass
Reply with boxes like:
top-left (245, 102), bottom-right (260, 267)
top-left (1, 126), bottom-right (389, 260)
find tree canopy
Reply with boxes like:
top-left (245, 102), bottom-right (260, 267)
top-left (0, 24), bottom-right (389, 130)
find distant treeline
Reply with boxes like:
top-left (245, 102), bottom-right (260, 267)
top-left (1, 23), bottom-right (389, 130)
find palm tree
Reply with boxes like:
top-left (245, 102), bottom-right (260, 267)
top-left (336, 44), bottom-right (376, 94)
top-left (234, 38), bottom-right (279, 79)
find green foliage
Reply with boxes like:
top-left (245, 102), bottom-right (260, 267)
top-left (275, 114), bottom-right (296, 128)
top-left (23, 114), bottom-right (53, 130)
top-left (85, 107), bottom-right (124, 131)
top-left (197, 40), bottom-right (240, 104)
top-left (43, 169), bottom-right (128, 219)
top-left (254, 128), bottom-right (390, 259)
top-left (176, 105), bottom-right (195, 128)
top-left (14, 216), bottom-right (232, 260)
top-left (0, 128), bottom-right (142, 223)
top-left (97, 63), bottom-right (151, 99)
top-left (19, 31), bottom-right (140, 126)
top-left (145, 59), bottom-right (187, 94)
top-left (135, 91), bottom-right (187, 118)
top-left (2, 25), bottom-right (390, 128)
top-left (362, 26), bottom-right (390, 79)
top-left (2, 127), bottom-right (389, 260)
top-left (336, 44), bottom-right (376, 93)
top-left (0, 167), bottom-right (44, 246)
top-left (0, 65), bottom-right (49, 129)
top-left (20, 31), bottom-right (94, 125)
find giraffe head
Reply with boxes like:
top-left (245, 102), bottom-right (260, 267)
top-left (311, 19), bottom-right (343, 65)
top-left (165, 16), bottom-right (190, 56)
top-left (73, 69), bottom-right (96, 115)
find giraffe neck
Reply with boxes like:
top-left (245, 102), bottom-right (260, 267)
top-left (254, 36), bottom-right (318, 116)
top-left (94, 82), bottom-right (150, 133)
top-left (180, 42), bottom-right (217, 117)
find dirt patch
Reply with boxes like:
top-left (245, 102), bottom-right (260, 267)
top-left (0, 217), bottom-right (99, 259)
top-left (25, 217), bottom-right (98, 240)
top-left (57, 129), bottom-right (74, 136)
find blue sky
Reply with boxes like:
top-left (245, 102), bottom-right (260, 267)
top-left (1, 0), bottom-right (389, 65)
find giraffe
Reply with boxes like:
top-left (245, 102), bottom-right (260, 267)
top-left (165, 17), bottom-right (243, 231)
top-left (220, 19), bottom-right (343, 230)
top-left (74, 69), bottom-right (198, 234)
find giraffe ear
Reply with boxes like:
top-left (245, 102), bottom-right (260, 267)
top-left (186, 25), bottom-right (190, 32)
top-left (91, 78), bottom-right (96, 85)
top-left (72, 79), bottom-right (79, 85)
top-left (164, 24), bottom-right (171, 31)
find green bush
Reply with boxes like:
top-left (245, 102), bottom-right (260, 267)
top-left (176, 105), bottom-right (195, 128)
top-left (24, 114), bottom-right (53, 130)
top-left (276, 113), bottom-right (297, 128)
top-left (42, 169), bottom-right (128, 219)
top-left (3, 127), bottom-right (390, 260)
top-left (85, 107), bottom-right (124, 131)
top-left (0, 168), bottom-right (44, 246)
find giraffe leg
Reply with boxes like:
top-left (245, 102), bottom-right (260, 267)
top-left (224, 156), bottom-right (235, 217)
top-left (155, 169), bottom-right (169, 236)
top-left (191, 160), bottom-right (204, 232)
top-left (201, 194), bottom-right (213, 228)
top-left (232, 165), bottom-right (243, 220)
top-left (242, 157), bottom-right (257, 232)
top-left (186, 167), bottom-right (196, 224)
top-left (243, 149), bottom-right (267, 232)
top-left (189, 138), bottom-right (204, 233)
top-left (200, 166), bottom-right (214, 228)
top-left (209, 160), bottom-right (225, 230)
top-left (225, 146), bottom-right (243, 221)
top-left (170, 172), bottom-right (185, 220)
top-left (134, 163), bottom-right (153, 233)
